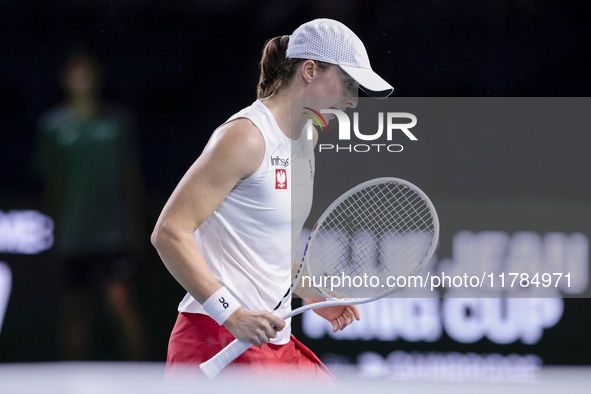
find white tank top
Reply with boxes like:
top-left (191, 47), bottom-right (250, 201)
top-left (178, 99), bottom-right (315, 345)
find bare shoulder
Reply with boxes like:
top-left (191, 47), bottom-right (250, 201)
top-left (153, 118), bottom-right (264, 235)
top-left (204, 117), bottom-right (265, 179)
top-left (209, 118), bottom-right (263, 153)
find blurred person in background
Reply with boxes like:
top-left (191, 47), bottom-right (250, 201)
top-left (33, 50), bottom-right (148, 361)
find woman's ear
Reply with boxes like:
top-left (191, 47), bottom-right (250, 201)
top-left (301, 60), bottom-right (318, 84)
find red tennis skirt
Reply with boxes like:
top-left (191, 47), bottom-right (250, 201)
top-left (166, 312), bottom-right (336, 383)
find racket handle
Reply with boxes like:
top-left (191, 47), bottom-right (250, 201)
top-left (199, 339), bottom-right (252, 379)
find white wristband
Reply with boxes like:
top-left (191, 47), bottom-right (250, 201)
top-left (202, 287), bottom-right (240, 325)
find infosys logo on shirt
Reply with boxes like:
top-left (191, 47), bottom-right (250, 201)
top-left (270, 156), bottom-right (289, 167)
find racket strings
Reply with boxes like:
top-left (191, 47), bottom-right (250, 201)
top-left (394, 188), bottom-right (434, 234)
top-left (360, 187), bottom-right (432, 277)
top-left (308, 182), bottom-right (436, 298)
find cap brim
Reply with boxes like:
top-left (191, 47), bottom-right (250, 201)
top-left (340, 65), bottom-right (394, 98)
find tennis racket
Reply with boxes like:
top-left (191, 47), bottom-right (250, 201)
top-left (200, 177), bottom-right (439, 379)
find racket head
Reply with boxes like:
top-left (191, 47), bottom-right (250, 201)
top-left (302, 177), bottom-right (439, 299)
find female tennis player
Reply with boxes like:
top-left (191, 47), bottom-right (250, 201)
top-left (151, 19), bottom-right (393, 380)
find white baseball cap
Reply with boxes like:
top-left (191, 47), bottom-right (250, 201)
top-left (286, 19), bottom-right (394, 97)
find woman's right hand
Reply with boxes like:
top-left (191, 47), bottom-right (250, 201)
top-left (223, 308), bottom-right (286, 347)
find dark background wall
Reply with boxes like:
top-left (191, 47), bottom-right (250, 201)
top-left (1, 0), bottom-right (590, 364)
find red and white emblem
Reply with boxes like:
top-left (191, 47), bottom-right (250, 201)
top-left (275, 169), bottom-right (287, 189)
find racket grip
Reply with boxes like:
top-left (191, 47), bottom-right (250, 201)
top-left (199, 339), bottom-right (252, 379)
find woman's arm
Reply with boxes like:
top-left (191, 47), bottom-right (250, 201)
top-left (151, 118), bottom-right (285, 346)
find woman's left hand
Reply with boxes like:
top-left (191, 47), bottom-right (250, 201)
top-left (304, 298), bottom-right (360, 333)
